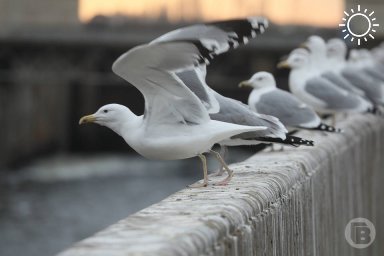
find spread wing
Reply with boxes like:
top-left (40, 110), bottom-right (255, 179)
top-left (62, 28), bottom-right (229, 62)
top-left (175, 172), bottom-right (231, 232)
top-left (112, 42), bottom-right (210, 127)
top-left (112, 17), bottom-right (269, 127)
top-left (151, 17), bottom-right (268, 57)
top-left (163, 17), bottom-right (269, 114)
top-left (175, 65), bottom-right (220, 113)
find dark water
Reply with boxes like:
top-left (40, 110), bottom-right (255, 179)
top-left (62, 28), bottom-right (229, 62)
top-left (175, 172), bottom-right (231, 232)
top-left (0, 147), bottom-right (258, 256)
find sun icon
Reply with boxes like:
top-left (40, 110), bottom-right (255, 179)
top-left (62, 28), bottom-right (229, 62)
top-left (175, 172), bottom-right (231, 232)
top-left (339, 4), bottom-right (379, 46)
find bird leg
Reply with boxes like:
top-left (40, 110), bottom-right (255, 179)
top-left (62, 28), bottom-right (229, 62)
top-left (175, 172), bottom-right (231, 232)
top-left (210, 145), bottom-right (227, 177)
top-left (210, 149), bottom-right (233, 186)
top-left (188, 154), bottom-right (208, 188)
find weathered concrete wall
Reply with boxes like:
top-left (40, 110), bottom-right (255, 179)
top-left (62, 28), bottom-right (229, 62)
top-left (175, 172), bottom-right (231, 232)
top-left (57, 114), bottom-right (384, 256)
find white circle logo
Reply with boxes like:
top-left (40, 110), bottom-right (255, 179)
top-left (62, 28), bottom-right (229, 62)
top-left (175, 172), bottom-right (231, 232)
top-left (345, 218), bottom-right (376, 249)
top-left (339, 4), bottom-right (379, 46)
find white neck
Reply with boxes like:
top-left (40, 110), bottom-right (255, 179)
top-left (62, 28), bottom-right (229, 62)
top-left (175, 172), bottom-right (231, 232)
top-left (309, 53), bottom-right (327, 74)
top-left (289, 67), bottom-right (310, 95)
top-left (328, 57), bottom-right (345, 72)
top-left (107, 111), bottom-right (143, 141)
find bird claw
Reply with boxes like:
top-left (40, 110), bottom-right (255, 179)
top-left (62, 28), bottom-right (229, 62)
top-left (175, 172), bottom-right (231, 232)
top-left (188, 181), bottom-right (208, 188)
top-left (213, 171), bottom-right (233, 186)
top-left (214, 180), bottom-right (230, 186)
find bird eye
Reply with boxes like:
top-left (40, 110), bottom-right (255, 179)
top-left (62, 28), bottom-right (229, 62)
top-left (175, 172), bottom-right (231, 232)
top-left (103, 110), bottom-right (108, 113)
top-left (257, 77), bottom-right (263, 81)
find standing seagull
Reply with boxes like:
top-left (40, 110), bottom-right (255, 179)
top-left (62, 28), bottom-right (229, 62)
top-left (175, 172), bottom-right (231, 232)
top-left (79, 17), bottom-right (270, 187)
top-left (239, 71), bottom-right (342, 133)
top-left (326, 38), bottom-right (384, 108)
top-left (278, 48), bottom-right (372, 117)
top-left (348, 49), bottom-right (384, 81)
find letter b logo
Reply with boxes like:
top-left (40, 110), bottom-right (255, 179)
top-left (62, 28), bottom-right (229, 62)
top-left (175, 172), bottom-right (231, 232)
top-left (351, 222), bottom-right (371, 244)
top-left (345, 218), bottom-right (376, 248)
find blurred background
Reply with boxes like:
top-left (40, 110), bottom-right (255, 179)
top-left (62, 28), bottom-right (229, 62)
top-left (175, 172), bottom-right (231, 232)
top-left (0, 0), bottom-right (383, 255)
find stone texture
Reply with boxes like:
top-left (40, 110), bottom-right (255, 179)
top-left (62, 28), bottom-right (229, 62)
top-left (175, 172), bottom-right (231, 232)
top-left (58, 114), bottom-right (384, 256)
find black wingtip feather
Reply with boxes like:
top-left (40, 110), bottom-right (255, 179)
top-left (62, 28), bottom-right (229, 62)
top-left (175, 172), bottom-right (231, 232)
top-left (312, 123), bottom-right (343, 133)
top-left (257, 135), bottom-right (314, 147)
top-left (285, 135), bottom-right (314, 147)
top-left (156, 17), bottom-right (268, 66)
top-left (184, 40), bottom-right (215, 65)
top-left (367, 106), bottom-right (384, 117)
top-left (208, 17), bottom-right (268, 47)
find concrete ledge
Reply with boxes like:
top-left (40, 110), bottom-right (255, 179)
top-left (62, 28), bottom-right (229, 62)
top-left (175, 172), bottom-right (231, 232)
top-left (58, 114), bottom-right (384, 256)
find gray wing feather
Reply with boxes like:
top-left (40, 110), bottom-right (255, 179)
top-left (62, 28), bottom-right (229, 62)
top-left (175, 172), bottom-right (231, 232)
top-left (112, 42), bottom-right (210, 126)
top-left (210, 92), bottom-right (287, 139)
top-left (341, 69), bottom-right (384, 105)
top-left (176, 67), bottom-right (219, 113)
top-left (363, 67), bottom-right (384, 81)
top-left (321, 71), bottom-right (365, 96)
top-left (305, 77), bottom-right (362, 110)
top-left (255, 89), bottom-right (320, 128)
top-left (176, 68), bottom-right (287, 139)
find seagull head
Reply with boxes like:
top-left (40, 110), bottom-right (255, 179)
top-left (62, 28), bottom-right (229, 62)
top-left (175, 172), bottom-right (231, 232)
top-left (348, 49), bottom-right (373, 67)
top-left (277, 49), bottom-right (309, 69)
top-left (301, 35), bottom-right (325, 51)
top-left (356, 49), bottom-right (373, 61)
top-left (326, 38), bottom-right (347, 60)
top-left (239, 71), bottom-right (276, 89)
top-left (79, 104), bottom-right (134, 135)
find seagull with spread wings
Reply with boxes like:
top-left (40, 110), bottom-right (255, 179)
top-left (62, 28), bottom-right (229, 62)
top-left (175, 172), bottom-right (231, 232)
top-left (79, 17), bottom-right (272, 187)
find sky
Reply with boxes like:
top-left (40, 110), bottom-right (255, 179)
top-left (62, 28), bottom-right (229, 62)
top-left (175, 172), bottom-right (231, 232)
top-left (78, 0), bottom-right (344, 27)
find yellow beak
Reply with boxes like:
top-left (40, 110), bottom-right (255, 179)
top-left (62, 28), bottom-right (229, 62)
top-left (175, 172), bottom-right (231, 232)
top-left (238, 81), bottom-right (252, 88)
top-left (299, 42), bottom-right (308, 48)
top-left (79, 114), bottom-right (96, 125)
top-left (277, 60), bottom-right (290, 69)
top-left (299, 43), bottom-right (311, 52)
